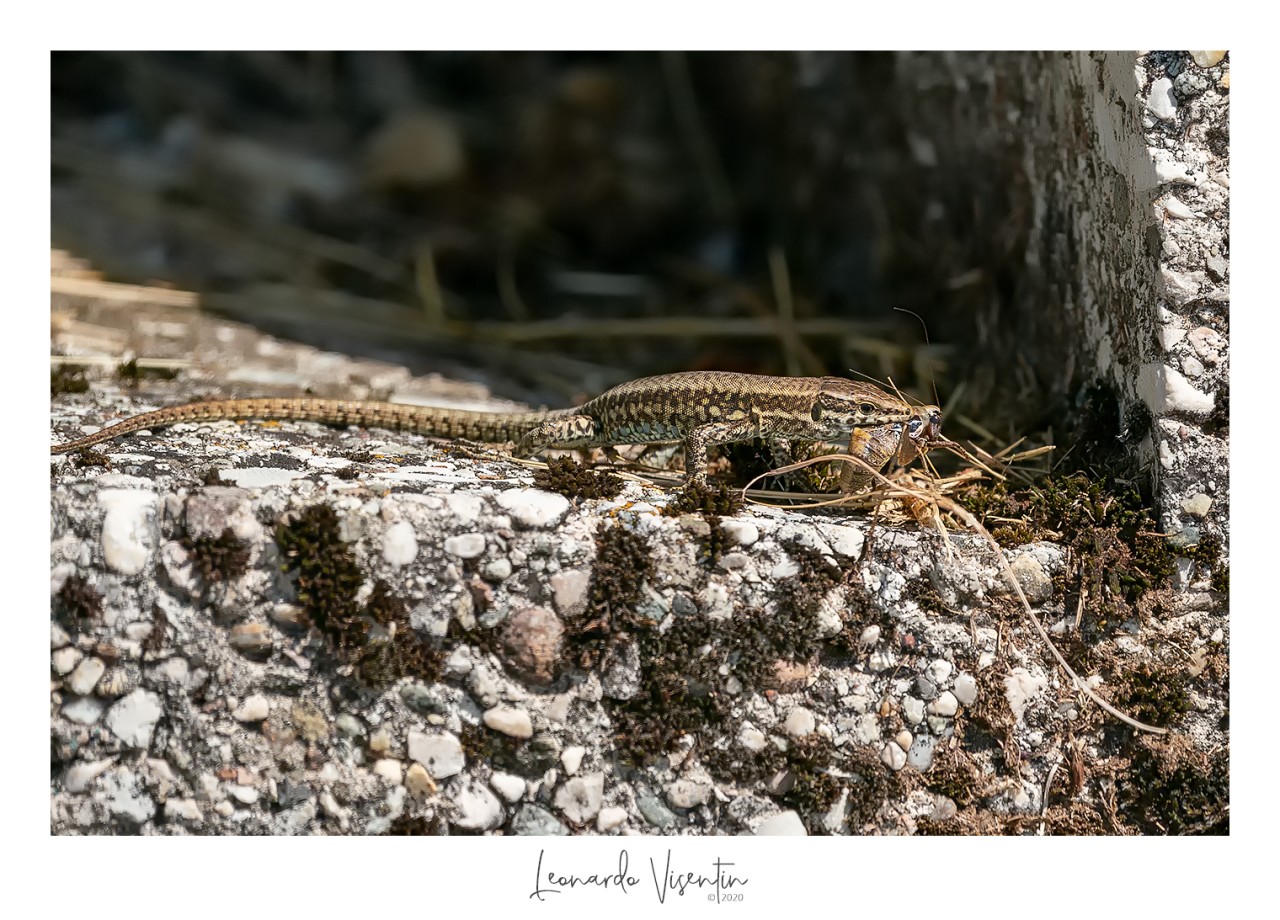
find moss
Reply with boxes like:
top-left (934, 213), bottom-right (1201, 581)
top-left (180, 527), bottom-right (251, 587)
top-left (922, 748), bottom-right (986, 807)
top-left (1121, 735), bottom-right (1228, 835)
top-left (54, 574), bottom-right (103, 633)
top-left (115, 358), bottom-right (178, 388)
top-left (1109, 660), bottom-right (1192, 727)
top-left (564, 522), bottom-right (654, 669)
top-left (70, 448), bottom-right (111, 469)
top-left (958, 473), bottom-right (1175, 640)
top-left (664, 480), bottom-right (744, 517)
top-left (386, 814), bottom-right (443, 835)
top-left (275, 505), bottom-right (438, 688)
top-left (51, 366), bottom-right (89, 396)
top-left (1186, 532), bottom-right (1229, 595)
top-left (534, 456), bottom-right (625, 500)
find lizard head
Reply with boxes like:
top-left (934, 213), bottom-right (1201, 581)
top-left (811, 378), bottom-right (917, 437)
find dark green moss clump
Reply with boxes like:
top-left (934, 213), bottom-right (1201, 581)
top-left (276, 505), bottom-right (439, 687)
top-left (534, 456), bottom-right (625, 500)
top-left (1121, 735), bottom-right (1229, 835)
top-left (51, 366), bottom-right (90, 396)
top-left (1186, 532), bottom-right (1229, 596)
top-left (180, 527), bottom-right (251, 587)
top-left (54, 574), bottom-right (103, 633)
top-left (664, 480), bottom-right (744, 517)
top-left (959, 473), bottom-right (1175, 639)
top-left (564, 523), bottom-right (654, 669)
top-left (70, 448), bottom-right (111, 469)
top-left (1110, 660), bottom-right (1192, 727)
top-left (115, 358), bottom-right (179, 388)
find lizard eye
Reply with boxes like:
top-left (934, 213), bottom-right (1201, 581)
top-left (859, 403), bottom-right (877, 415)
top-left (811, 403), bottom-right (823, 422)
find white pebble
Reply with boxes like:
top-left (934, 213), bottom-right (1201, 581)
top-left (67, 657), bottom-right (107, 695)
top-left (755, 810), bottom-right (807, 835)
top-left (902, 696), bottom-right (925, 726)
top-left (105, 689), bottom-right (163, 746)
top-left (895, 729), bottom-right (913, 752)
top-left (555, 772), bottom-right (604, 823)
top-left (98, 489), bottom-right (156, 575)
top-left (665, 779), bottom-right (712, 809)
top-left (372, 759), bottom-right (403, 785)
top-left (1163, 196), bottom-right (1196, 219)
top-left (64, 758), bottom-right (117, 793)
top-left (452, 782), bottom-right (504, 830)
top-left (928, 691), bottom-right (958, 718)
top-left (719, 519), bottom-right (759, 546)
top-left (382, 521), bottom-right (418, 566)
top-left (233, 694), bottom-right (270, 722)
top-left (408, 729), bottom-right (465, 779)
top-left (880, 741), bottom-right (907, 771)
top-left (738, 724), bottom-right (767, 752)
top-left (52, 646), bottom-right (83, 676)
top-left (483, 705), bottom-right (534, 738)
top-left (1190, 50), bottom-right (1226, 68)
top-left (1147, 77), bottom-right (1177, 120)
top-left (784, 707), bottom-right (816, 737)
top-left (62, 695), bottom-right (105, 724)
top-left (858, 625), bottom-right (881, 646)
top-left (953, 673), bottom-right (979, 706)
top-left (596, 806), bottom-right (629, 832)
top-left (443, 533), bottom-right (486, 559)
top-left (1139, 364), bottom-right (1215, 416)
top-left (927, 659), bottom-right (953, 685)
top-left (164, 798), bottom-right (202, 822)
top-left (489, 771), bottom-right (526, 803)
top-left (560, 745), bottom-right (586, 775)
top-left (228, 784), bottom-right (259, 805)
top-left (496, 489), bottom-right (570, 528)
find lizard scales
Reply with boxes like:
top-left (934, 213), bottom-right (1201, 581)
top-left (50, 371), bottom-right (941, 487)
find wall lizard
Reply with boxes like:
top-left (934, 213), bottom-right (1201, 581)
top-left (50, 371), bottom-right (942, 489)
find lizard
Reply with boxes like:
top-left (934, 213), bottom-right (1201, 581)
top-left (50, 371), bottom-right (942, 489)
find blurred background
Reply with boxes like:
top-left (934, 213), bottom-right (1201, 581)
top-left (52, 51), bottom-right (1048, 447)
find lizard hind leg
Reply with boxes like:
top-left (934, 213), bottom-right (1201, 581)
top-left (513, 414), bottom-right (600, 458)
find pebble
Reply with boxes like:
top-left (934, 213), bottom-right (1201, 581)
top-left (228, 784), bottom-right (260, 805)
top-left (1163, 196), bottom-right (1195, 219)
top-left (665, 779), bottom-right (712, 809)
top-left (868, 648), bottom-right (897, 673)
top-left (1147, 77), bottom-right (1177, 120)
top-left (52, 647), bottom-right (83, 676)
top-left (369, 728), bottom-right (392, 754)
top-left (548, 569), bottom-right (590, 616)
top-left (496, 488), bottom-right (570, 528)
top-left (858, 625), bottom-right (881, 647)
top-left (382, 521), bottom-right (418, 566)
top-left (64, 758), bottom-right (116, 793)
top-left (1190, 50), bottom-right (1226, 68)
top-left (105, 689), bottom-right (163, 747)
top-left (98, 489), bottom-right (155, 575)
top-left (443, 533), bottom-right (486, 559)
top-left (1188, 326), bottom-right (1225, 362)
top-left (372, 759), bottom-right (403, 785)
top-left (719, 519), bottom-right (759, 546)
top-left (895, 729), bottom-right (913, 752)
top-left (451, 781), bottom-right (504, 831)
top-left (96, 666), bottom-right (135, 698)
top-left (902, 696), bottom-right (925, 726)
top-left (484, 705), bottom-right (534, 739)
top-left (214, 800), bottom-right (235, 818)
top-left (1008, 554), bottom-right (1053, 602)
top-left (1205, 256), bottom-right (1227, 281)
top-left (596, 806), bottom-right (629, 832)
top-left (408, 730), bottom-right (465, 779)
top-left (953, 673), bottom-right (979, 706)
top-left (755, 810), bottom-right (807, 836)
top-left (1142, 364), bottom-right (1215, 416)
top-left (784, 707), bottom-right (816, 737)
top-left (483, 558), bottom-right (513, 581)
top-left (907, 733), bottom-right (936, 771)
top-left (738, 724), bottom-right (767, 752)
top-left (637, 793), bottom-right (677, 829)
top-left (102, 769), bottom-right (155, 824)
top-left (164, 798), bottom-right (202, 822)
top-left (915, 675), bottom-right (939, 701)
top-left (561, 746), bottom-right (586, 775)
top-left (405, 762), bottom-right (435, 796)
top-left (1004, 667), bottom-right (1048, 721)
top-left (927, 659), bottom-right (953, 685)
top-left (1182, 356), bottom-right (1205, 378)
top-left (233, 694), bottom-right (270, 723)
top-left (63, 695), bottom-right (105, 724)
top-left (928, 689), bottom-right (959, 717)
top-left (880, 741), bottom-right (907, 771)
top-left (228, 622), bottom-right (273, 659)
top-left (511, 803), bottom-right (568, 835)
top-left (51, 622), bottom-right (70, 649)
top-left (489, 771), bottom-right (526, 803)
top-left (1182, 493), bottom-right (1213, 518)
top-left (555, 772), bottom-right (604, 823)
top-left (498, 606), bottom-right (564, 686)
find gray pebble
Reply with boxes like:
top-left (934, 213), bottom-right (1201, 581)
top-left (637, 793), bottom-right (677, 829)
top-left (511, 803), bottom-right (568, 835)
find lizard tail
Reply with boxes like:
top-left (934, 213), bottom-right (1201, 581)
top-left (50, 398), bottom-right (554, 455)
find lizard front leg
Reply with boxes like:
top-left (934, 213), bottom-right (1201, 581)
top-left (683, 420), bottom-right (758, 487)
